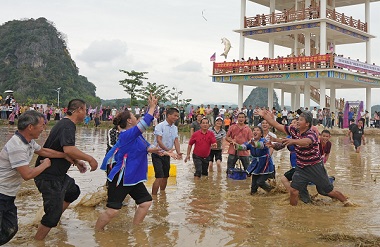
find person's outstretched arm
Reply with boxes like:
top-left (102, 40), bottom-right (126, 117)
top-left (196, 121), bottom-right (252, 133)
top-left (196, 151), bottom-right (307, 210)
top-left (258, 109), bottom-right (286, 133)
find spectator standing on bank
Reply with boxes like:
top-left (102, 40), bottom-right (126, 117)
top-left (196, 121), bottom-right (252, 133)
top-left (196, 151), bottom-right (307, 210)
top-left (338, 109), bottom-right (344, 128)
top-left (213, 105), bottom-right (219, 122)
top-left (247, 105), bottom-right (254, 126)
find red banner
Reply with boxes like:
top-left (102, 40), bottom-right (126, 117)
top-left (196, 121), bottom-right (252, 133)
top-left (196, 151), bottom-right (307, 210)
top-left (214, 54), bottom-right (331, 68)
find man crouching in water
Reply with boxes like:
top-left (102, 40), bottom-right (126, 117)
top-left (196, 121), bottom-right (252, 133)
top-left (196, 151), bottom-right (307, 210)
top-left (258, 109), bottom-right (353, 206)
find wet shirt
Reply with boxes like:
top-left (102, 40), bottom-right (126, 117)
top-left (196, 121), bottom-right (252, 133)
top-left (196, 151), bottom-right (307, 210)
top-left (102, 114), bottom-right (153, 186)
top-left (153, 120), bottom-right (178, 150)
top-left (226, 124), bottom-right (253, 156)
top-left (319, 141), bottom-right (332, 156)
top-left (209, 127), bottom-right (226, 150)
top-left (35, 118), bottom-right (75, 179)
top-left (191, 121), bottom-right (201, 133)
top-left (0, 131), bottom-right (41, 196)
top-left (189, 130), bottom-right (216, 158)
top-left (351, 125), bottom-right (364, 141)
top-left (245, 138), bottom-right (274, 175)
top-left (349, 123), bottom-right (356, 132)
top-left (285, 126), bottom-right (321, 168)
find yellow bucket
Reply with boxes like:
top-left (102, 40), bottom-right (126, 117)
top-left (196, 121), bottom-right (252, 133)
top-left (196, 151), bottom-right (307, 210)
top-left (147, 164), bottom-right (177, 177)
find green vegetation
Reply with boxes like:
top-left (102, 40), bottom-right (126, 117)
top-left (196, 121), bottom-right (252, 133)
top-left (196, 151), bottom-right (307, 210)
top-left (119, 70), bottom-right (192, 107)
top-left (0, 18), bottom-right (100, 106)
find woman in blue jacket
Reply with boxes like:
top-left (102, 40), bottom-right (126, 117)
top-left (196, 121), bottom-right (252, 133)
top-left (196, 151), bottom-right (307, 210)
top-left (96, 94), bottom-right (173, 231)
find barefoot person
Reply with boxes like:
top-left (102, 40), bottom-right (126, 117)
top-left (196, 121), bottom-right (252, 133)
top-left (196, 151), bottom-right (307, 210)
top-left (34, 99), bottom-right (98, 240)
top-left (208, 116), bottom-right (226, 172)
top-left (269, 118), bottom-right (311, 203)
top-left (96, 94), bottom-right (175, 231)
top-left (184, 118), bottom-right (217, 179)
top-left (235, 126), bottom-right (275, 195)
top-left (258, 109), bottom-right (352, 206)
top-left (225, 112), bottom-right (253, 171)
top-left (350, 118), bottom-right (365, 153)
top-left (152, 108), bottom-right (182, 195)
top-left (0, 111), bottom-right (73, 245)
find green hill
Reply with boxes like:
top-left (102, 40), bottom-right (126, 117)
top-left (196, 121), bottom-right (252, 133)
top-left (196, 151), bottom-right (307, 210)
top-left (0, 17), bottom-right (100, 106)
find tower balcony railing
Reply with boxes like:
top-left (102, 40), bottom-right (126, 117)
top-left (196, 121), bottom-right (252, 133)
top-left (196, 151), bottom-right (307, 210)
top-left (212, 54), bottom-right (380, 77)
top-left (245, 7), bottom-right (367, 32)
top-left (326, 9), bottom-right (367, 32)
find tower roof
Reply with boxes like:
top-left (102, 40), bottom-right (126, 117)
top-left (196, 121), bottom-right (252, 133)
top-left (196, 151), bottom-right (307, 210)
top-left (250, 0), bottom-right (380, 10)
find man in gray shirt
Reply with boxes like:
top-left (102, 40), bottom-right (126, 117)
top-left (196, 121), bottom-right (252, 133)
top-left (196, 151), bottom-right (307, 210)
top-left (0, 111), bottom-right (72, 245)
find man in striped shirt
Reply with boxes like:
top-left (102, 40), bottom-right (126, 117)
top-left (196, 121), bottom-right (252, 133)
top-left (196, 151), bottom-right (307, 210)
top-left (258, 109), bottom-right (352, 206)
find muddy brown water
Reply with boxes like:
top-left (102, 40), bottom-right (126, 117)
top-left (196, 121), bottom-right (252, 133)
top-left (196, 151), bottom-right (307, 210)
top-left (2, 126), bottom-right (380, 247)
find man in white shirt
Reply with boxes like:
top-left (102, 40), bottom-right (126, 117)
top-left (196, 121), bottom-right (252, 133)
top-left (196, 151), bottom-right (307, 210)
top-left (311, 107), bottom-right (318, 126)
top-left (135, 106), bottom-right (141, 115)
top-left (219, 105), bottom-right (226, 119)
top-left (111, 107), bottom-right (117, 119)
top-left (281, 107), bottom-right (288, 125)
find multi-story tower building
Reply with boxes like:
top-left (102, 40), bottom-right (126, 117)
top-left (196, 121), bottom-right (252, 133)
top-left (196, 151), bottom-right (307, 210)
top-left (212, 0), bottom-right (379, 117)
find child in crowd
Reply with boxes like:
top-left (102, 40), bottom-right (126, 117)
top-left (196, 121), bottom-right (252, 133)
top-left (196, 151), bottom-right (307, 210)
top-left (8, 111), bottom-right (15, 126)
top-left (235, 126), bottom-right (275, 195)
top-left (84, 114), bottom-right (91, 128)
top-left (184, 118), bottom-right (217, 179)
top-left (94, 114), bottom-right (101, 128)
top-left (224, 117), bottom-right (231, 132)
top-left (319, 130), bottom-right (332, 163)
top-left (350, 118), bottom-right (365, 153)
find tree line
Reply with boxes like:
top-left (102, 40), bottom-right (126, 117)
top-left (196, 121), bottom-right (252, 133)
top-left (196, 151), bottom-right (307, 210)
top-left (118, 70), bottom-right (192, 107)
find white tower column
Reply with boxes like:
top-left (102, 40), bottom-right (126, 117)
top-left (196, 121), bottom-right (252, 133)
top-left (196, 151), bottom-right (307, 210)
top-left (366, 87), bottom-right (372, 117)
top-left (238, 83), bottom-right (244, 109)
top-left (330, 84), bottom-right (336, 114)
top-left (320, 22), bottom-right (327, 55)
top-left (365, 0), bottom-right (371, 63)
top-left (237, 0), bottom-right (246, 110)
top-left (320, 0), bottom-right (327, 55)
top-left (269, 38), bottom-right (275, 58)
top-left (239, 0), bottom-right (246, 60)
top-left (320, 80), bottom-right (326, 108)
top-left (305, 32), bottom-right (311, 56)
top-left (281, 89), bottom-right (285, 109)
top-left (304, 81), bottom-right (311, 109)
top-left (294, 34), bottom-right (299, 56)
top-left (268, 83), bottom-right (274, 110)
top-left (315, 33), bottom-right (319, 54)
top-left (295, 86), bottom-right (301, 110)
top-left (320, 0), bottom-right (327, 18)
top-left (291, 92), bottom-right (295, 110)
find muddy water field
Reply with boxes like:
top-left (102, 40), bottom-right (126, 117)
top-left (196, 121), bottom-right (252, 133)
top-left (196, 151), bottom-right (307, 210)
top-left (2, 126), bottom-right (380, 247)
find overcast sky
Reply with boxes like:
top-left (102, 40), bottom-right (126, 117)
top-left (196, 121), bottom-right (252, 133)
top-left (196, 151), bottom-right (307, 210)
top-left (2, 0), bottom-right (380, 107)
